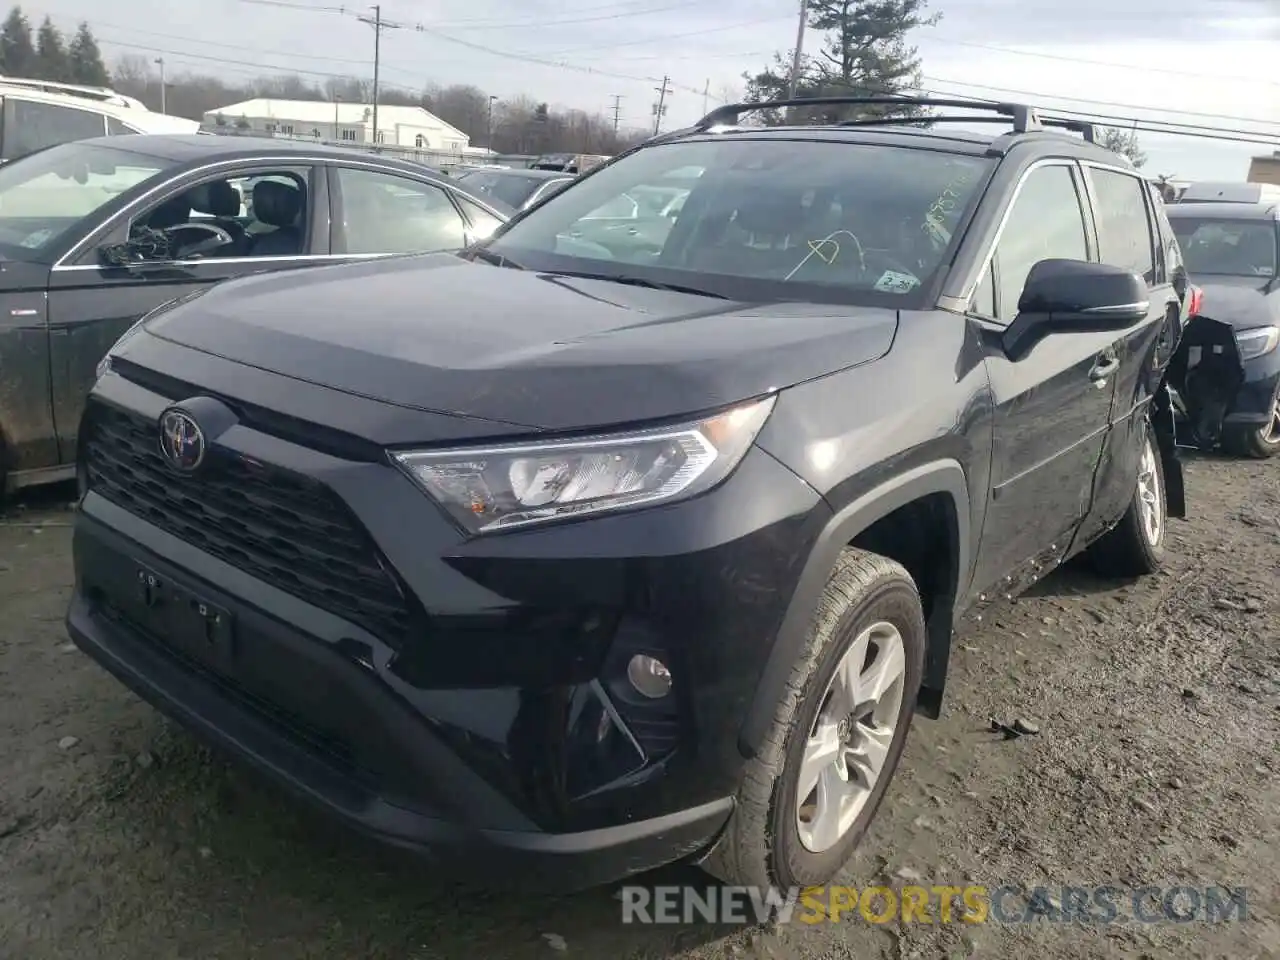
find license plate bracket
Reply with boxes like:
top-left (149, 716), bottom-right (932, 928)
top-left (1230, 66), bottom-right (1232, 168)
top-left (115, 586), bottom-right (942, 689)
top-left (134, 563), bottom-right (235, 663)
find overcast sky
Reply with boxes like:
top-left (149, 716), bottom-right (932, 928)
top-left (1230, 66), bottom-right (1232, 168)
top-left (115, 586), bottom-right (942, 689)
top-left (34, 0), bottom-right (1280, 178)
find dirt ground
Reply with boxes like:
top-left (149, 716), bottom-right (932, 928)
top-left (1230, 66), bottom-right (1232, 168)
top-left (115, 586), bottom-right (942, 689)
top-left (1, 451), bottom-right (1277, 960)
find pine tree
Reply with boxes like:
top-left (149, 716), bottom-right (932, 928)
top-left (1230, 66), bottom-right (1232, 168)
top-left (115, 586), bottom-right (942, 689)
top-left (0, 6), bottom-right (36, 77)
top-left (743, 0), bottom-right (938, 124)
top-left (1099, 128), bottom-right (1147, 169)
top-left (34, 16), bottom-right (67, 82)
top-left (67, 22), bottom-right (109, 86)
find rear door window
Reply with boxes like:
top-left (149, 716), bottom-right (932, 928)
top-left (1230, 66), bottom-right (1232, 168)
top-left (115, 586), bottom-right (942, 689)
top-left (1087, 167), bottom-right (1157, 284)
top-left (335, 167), bottom-right (467, 254)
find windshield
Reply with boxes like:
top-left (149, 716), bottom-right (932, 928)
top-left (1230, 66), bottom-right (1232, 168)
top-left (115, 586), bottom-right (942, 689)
top-left (1170, 217), bottom-right (1277, 278)
top-left (456, 171), bottom-right (548, 209)
top-left (482, 139), bottom-right (993, 305)
top-left (0, 142), bottom-right (167, 260)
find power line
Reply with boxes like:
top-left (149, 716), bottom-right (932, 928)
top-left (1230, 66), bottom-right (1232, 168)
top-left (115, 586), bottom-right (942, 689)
top-left (921, 34), bottom-right (1280, 90)
top-left (652, 75), bottom-right (670, 135)
top-left (545, 14), bottom-right (792, 56)
top-left (82, 13), bottom-right (1280, 147)
top-left (357, 5), bottom-right (401, 140)
top-left (431, 0), bottom-right (705, 31)
top-left (919, 74), bottom-right (1280, 132)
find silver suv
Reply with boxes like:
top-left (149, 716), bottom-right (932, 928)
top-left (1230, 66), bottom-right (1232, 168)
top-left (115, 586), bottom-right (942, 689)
top-left (0, 77), bottom-right (199, 163)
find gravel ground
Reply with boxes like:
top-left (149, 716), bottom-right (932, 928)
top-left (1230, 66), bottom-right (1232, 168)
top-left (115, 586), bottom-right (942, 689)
top-left (1, 451), bottom-right (1277, 960)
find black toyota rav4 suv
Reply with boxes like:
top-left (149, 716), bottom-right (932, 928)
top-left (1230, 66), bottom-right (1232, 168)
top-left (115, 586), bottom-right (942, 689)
top-left (68, 97), bottom-right (1241, 892)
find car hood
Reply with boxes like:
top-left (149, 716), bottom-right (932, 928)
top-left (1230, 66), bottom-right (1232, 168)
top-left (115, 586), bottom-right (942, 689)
top-left (141, 254), bottom-right (899, 431)
top-left (1192, 276), bottom-right (1280, 330)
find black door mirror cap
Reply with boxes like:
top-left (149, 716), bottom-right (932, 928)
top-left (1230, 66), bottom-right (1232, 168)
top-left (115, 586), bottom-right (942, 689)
top-left (1003, 258), bottom-right (1149, 360)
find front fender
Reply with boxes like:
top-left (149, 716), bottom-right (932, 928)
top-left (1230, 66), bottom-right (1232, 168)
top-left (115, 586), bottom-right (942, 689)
top-left (736, 460), bottom-right (970, 757)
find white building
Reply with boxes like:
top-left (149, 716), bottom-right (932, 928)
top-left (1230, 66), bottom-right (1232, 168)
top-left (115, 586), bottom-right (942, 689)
top-left (203, 98), bottom-right (476, 153)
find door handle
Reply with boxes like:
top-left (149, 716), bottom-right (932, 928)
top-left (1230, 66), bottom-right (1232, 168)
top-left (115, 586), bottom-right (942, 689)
top-left (1089, 354), bottom-right (1119, 382)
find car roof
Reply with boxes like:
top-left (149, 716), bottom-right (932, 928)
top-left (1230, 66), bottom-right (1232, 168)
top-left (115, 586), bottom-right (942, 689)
top-left (1165, 200), bottom-right (1280, 221)
top-left (459, 167), bottom-right (571, 180)
top-left (657, 96), bottom-right (1141, 168)
top-left (55, 133), bottom-right (505, 214)
top-left (72, 133), bottom-right (452, 175)
top-left (652, 123), bottom-right (1131, 166)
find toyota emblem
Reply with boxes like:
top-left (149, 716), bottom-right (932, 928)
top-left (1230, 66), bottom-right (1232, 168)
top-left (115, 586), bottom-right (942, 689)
top-left (159, 409), bottom-right (206, 471)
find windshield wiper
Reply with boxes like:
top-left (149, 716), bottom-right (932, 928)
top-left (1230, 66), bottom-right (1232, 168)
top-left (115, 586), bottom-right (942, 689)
top-left (543, 270), bottom-right (731, 299)
top-left (466, 247), bottom-right (525, 270)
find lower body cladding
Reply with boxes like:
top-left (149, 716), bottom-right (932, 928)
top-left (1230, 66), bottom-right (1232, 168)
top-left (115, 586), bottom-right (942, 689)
top-left (66, 387), bottom-right (830, 891)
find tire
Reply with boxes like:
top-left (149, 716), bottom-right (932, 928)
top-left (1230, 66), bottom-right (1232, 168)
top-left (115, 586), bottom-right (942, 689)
top-left (1220, 383), bottom-right (1280, 459)
top-left (701, 548), bottom-right (925, 889)
top-left (1088, 424), bottom-right (1167, 578)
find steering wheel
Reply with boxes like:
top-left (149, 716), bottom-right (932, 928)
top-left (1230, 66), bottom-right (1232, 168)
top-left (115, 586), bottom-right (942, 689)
top-left (164, 222), bottom-right (235, 259)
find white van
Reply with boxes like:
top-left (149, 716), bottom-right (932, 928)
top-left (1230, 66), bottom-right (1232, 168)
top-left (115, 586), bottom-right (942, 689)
top-left (1177, 181), bottom-right (1280, 205)
top-left (0, 77), bottom-right (200, 163)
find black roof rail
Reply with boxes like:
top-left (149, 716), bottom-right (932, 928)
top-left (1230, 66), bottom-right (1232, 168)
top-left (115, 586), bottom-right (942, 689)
top-left (693, 95), bottom-right (1097, 144)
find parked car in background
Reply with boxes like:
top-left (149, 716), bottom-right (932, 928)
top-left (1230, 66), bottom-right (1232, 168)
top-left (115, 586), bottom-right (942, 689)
top-left (1177, 181), bottom-right (1280, 205)
top-left (0, 77), bottom-right (199, 163)
top-left (1166, 200), bottom-right (1280, 457)
top-left (0, 134), bottom-right (507, 496)
top-left (71, 95), bottom-right (1241, 892)
top-left (530, 152), bottom-right (610, 174)
top-left (452, 166), bottom-right (573, 211)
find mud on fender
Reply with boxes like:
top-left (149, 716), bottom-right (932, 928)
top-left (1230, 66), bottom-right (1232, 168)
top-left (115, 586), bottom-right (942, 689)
top-left (1162, 315), bottom-right (1246, 453)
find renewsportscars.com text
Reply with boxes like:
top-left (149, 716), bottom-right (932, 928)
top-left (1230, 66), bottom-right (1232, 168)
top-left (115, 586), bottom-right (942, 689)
top-left (619, 884), bottom-right (1249, 925)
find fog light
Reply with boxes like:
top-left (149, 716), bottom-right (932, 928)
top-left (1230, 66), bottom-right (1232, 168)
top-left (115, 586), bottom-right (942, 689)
top-left (626, 654), bottom-right (672, 699)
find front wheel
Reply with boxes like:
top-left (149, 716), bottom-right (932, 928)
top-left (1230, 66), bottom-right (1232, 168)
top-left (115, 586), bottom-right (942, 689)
top-left (701, 549), bottom-right (925, 889)
top-left (1088, 425), bottom-right (1167, 578)
top-left (1221, 384), bottom-right (1280, 459)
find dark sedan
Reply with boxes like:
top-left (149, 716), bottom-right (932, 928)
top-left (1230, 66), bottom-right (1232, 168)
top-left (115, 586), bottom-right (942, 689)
top-left (0, 134), bottom-right (509, 496)
top-left (452, 167), bottom-right (574, 211)
top-left (1167, 200), bottom-right (1280, 457)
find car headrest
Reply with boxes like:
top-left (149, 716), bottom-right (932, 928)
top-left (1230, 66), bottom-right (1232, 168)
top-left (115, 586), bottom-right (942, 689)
top-left (148, 197), bottom-right (191, 230)
top-left (188, 181), bottom-right (241, 218)
top-left (729, 188), bottom-right (812, 236)
top-left (253, 180), bottom-right (301, 228)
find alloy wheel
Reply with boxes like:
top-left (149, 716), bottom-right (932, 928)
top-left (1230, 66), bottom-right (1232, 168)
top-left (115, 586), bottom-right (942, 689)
top-left (796, 621), bottom-right (907, 853)
top-left (1261, 393), bottom-right (1280, 445)
top-left (1136, 437), bottom-right (1164, 546)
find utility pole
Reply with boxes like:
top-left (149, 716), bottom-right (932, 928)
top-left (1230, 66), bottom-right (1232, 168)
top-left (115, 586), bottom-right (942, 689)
top-left (154, 57), bottom-right (166, 114)
top-left (701, 78), bottom-right (709, 116)
top-left (610, 94), bottom-right (623, 134)
top-left (786, 0), bottom-right (808, 99)
top-left (652, 76), bottom-right (670, 136)
top-left (358, 5), bottom-right (402, 145)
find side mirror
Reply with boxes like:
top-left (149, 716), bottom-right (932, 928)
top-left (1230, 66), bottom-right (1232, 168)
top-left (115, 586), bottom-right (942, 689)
top-left (1003, 259), bottom-right (1148, 360)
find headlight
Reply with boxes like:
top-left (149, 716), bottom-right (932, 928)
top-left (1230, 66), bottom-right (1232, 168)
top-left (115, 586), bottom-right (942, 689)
top-left (1235, 325), bottom-right (1279, 361)
top-left (394, 396), bottom-right (776, 533)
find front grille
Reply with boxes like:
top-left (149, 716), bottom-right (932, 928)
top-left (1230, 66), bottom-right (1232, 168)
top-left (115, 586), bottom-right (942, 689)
top-left (84, 401), bottom-right (414, 650)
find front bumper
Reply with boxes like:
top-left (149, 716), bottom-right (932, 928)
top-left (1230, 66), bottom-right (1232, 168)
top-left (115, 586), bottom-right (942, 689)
top-left (1223, 348), bottom-right (1280, 426)
top-left (69, 363), bottom-right (828, 887)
